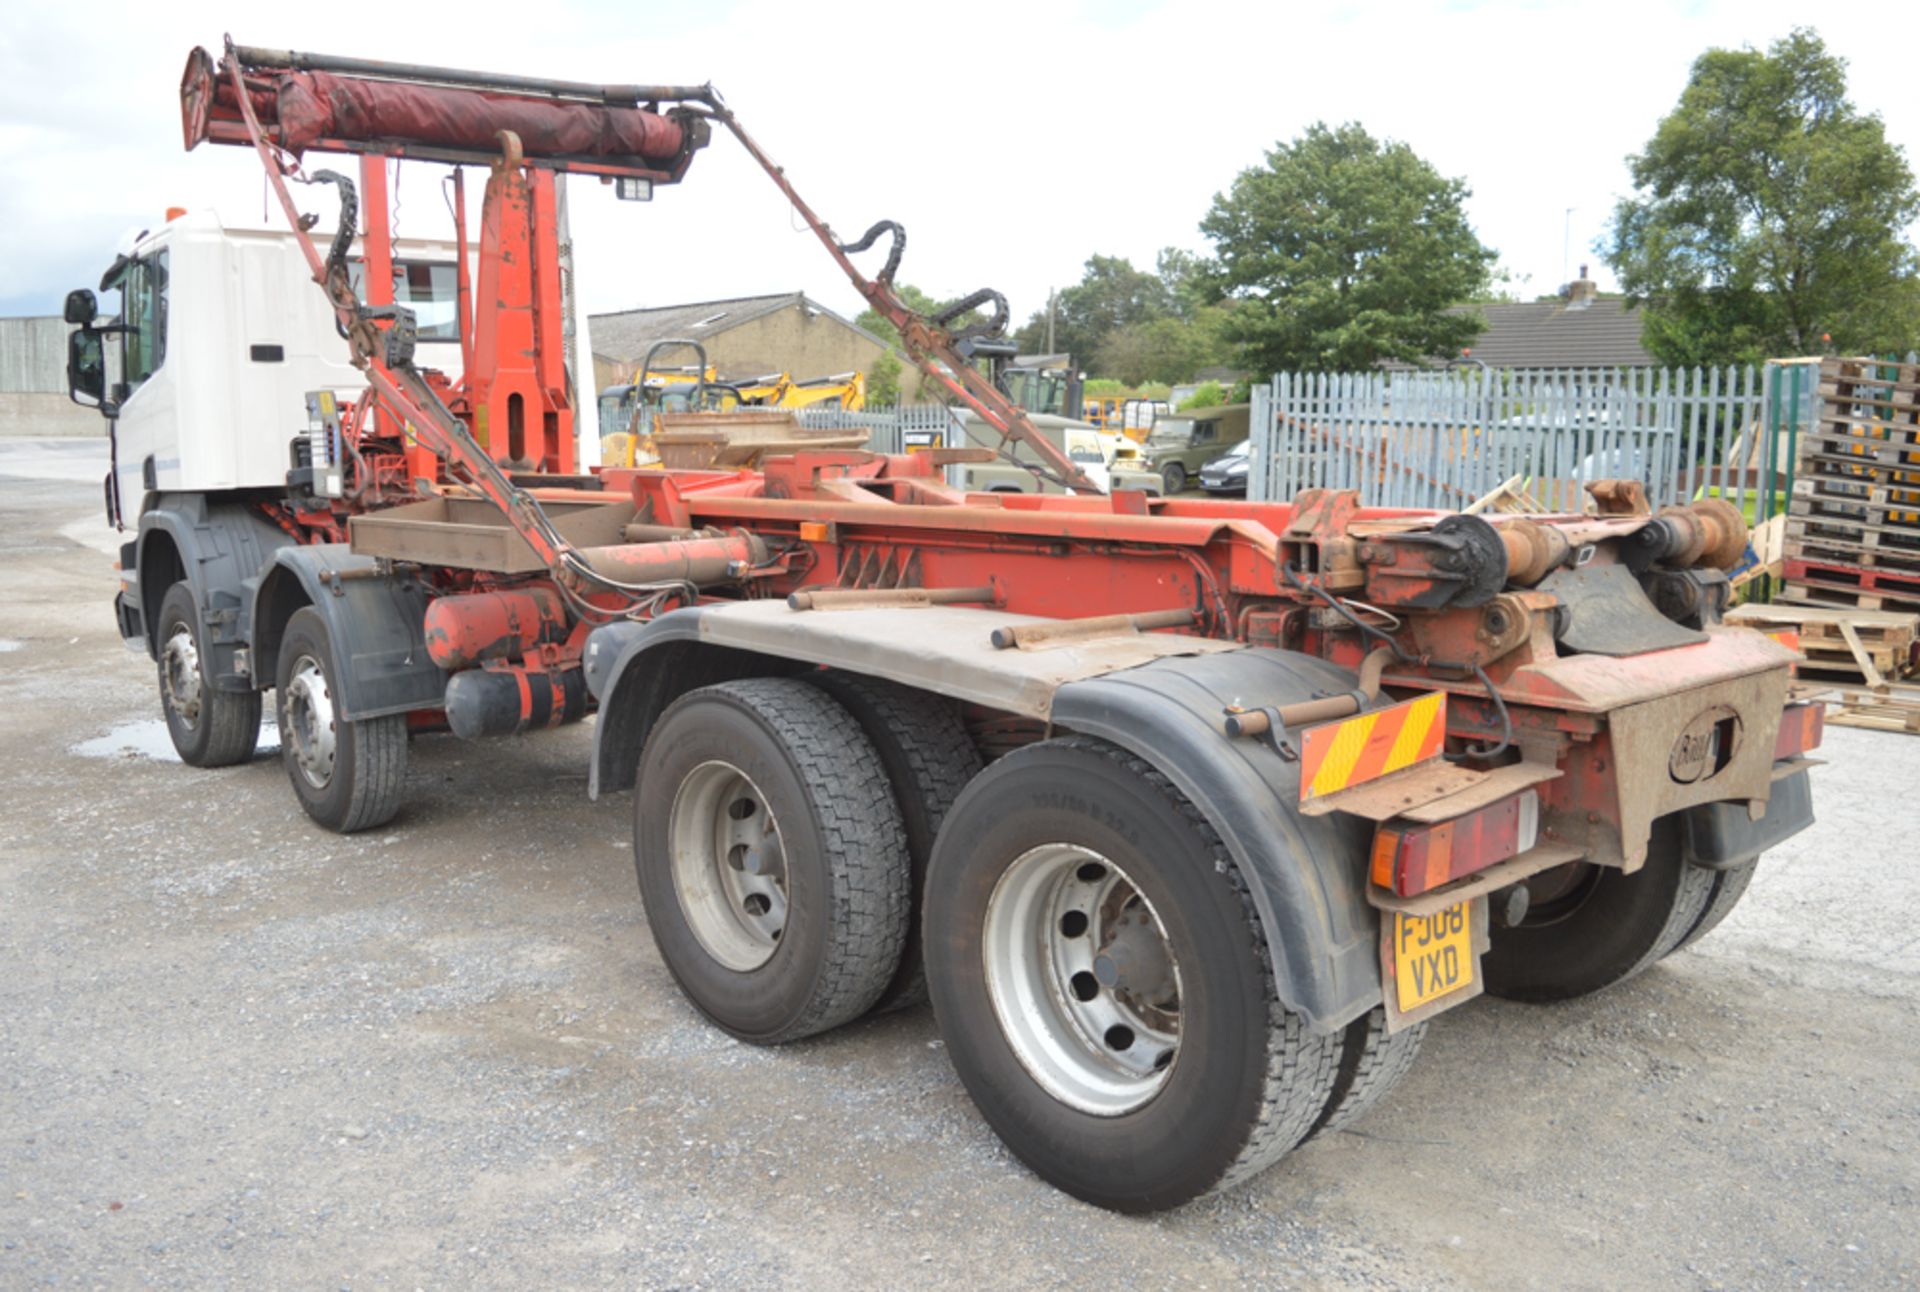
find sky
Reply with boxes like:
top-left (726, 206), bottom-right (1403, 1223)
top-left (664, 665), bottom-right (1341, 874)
top-left (3, 0), bottom-right (1917, 340)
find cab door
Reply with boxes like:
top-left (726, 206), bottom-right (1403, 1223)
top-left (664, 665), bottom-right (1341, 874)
top-left (104, 248), bottom-right (177, 498)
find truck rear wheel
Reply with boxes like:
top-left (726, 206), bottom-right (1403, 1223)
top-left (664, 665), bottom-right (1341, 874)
top-left (811, 672), bottom-right (981, 1013)
top-left (1669, 860), bottom-right (1757, 955)
top-left (274, 607), bottom-right (408, 834)
top-left (156, 581), bottom-right (260, 768)
top-left (1305, 1007), bottom-right (1427, 1141)
top-left (634, 678), bottom-right (910, 1044)
top-left (1482, 819), bottom-right (1713, 1002)
top-left (923, 737), bottom-right (1340, 1212)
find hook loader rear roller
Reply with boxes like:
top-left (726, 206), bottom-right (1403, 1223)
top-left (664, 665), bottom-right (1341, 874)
top-left (62, 39), bottom-right (1820, 1211)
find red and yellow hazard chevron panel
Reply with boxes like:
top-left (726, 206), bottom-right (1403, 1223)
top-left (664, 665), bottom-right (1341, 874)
top-left (1299, 692), bottom-right (1447, 804)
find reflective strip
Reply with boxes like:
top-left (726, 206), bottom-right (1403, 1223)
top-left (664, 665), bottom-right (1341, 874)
top-left (1300, 691), bottom-right (1447, 803)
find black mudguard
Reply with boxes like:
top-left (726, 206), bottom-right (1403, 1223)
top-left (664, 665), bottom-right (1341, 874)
top-left (1680, 768), bottom-right (1814, 871)
top-left (131, 494), bottom-right (295, 685)
top-left (1051, 650), bottom-right (1385, 1036)
top-left (250, 545), bottom-right (444, 720)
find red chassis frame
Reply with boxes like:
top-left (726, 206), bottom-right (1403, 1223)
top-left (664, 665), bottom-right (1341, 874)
top-left (183, 39), bottom-right (1807, 884)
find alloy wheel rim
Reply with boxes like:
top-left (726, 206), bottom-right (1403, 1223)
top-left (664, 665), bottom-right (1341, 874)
top-left (284, 654), bottom-right (337, 789)
top-left (982, 844), bottom-right (1182, 1116)
top-left (668, 760), bottom-right (789, 972)
top-left (161, 623), bottom-right (203, 727)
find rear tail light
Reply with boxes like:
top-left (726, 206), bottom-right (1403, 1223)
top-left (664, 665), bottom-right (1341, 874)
top-left (1370, 791), bottom-right (1540, 898)
top-left (1773, 702), bottom-right (1825, 760)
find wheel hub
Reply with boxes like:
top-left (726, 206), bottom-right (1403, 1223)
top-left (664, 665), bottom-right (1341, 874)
top-left (669, 761), bottom-right (789, 971)
top-left (283, 654), bottom-right (337, 789)
top-left (161, 624), bottom-right (203, 726)
top-left (982, 844), bottom-right (1183, 1116)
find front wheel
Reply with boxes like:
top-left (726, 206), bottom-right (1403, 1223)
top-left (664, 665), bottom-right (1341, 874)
top-left (1160, 462), bottom-right (1187, 495)
top-left (923, 737), bottom-right (1340, 1212)
top-left (156, 581), bottom-right (260, 767)
top-left (274, 607), bottom-right (408, 833)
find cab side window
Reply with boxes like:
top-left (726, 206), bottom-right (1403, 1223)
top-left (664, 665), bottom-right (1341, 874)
top-left (1194, 420), bottom-right (1217, 445)
top-left (121, 250), bottom-right (170, 392)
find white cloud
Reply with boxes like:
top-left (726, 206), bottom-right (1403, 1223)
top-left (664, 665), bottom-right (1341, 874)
top-left (3, 0), bottom-right (1916, 335)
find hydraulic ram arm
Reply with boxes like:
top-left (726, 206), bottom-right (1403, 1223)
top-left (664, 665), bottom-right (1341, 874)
top-left (706, 108), bottom-right (1105, 495)
top-left (184, 44), bottom-right (711, 178)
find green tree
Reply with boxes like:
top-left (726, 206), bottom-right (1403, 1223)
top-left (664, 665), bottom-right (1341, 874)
top-left (1177, 380), bottom-right (1226, 412)
top-left (865, 349), bottom-right (903, 406)
top-left (1604, 29), bottom-right (1920, 366)
top-left (1200, 122), bottom-right (1495, 373)
top-left (1092, 304), bottom-right (1236, 386)
top-left (1013, 255), bottom-right (1173, 361)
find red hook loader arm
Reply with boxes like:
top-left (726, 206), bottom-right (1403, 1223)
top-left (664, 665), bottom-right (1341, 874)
top-left (71, 38), bottom-right (1822, 1213)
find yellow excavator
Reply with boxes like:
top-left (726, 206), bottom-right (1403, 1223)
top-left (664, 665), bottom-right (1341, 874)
top-left (599, 342), bottom-right (867, 466)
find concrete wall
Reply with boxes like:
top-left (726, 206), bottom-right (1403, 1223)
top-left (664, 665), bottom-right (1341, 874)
top-left (0, 317), bottom-right (102, 436)
top-left (593, 301), bottom-right (923, 401)
top-left (1, 317), bottom-right (71, 393)
top-left (0, 392), bottom-right (106, 438)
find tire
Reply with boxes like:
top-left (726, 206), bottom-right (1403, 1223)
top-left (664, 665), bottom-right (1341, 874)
top-left (155, 581), bottom-right (261, 767)
top-left (273, 606), bottom-right (408, 834)
top-left (634, 678), bottom-right (911, 1044)
top-left (1304, 1008), bottom-right (1427, 1141)
top-left (810, 672), bottom-right (981, 1013)
top-left (922, 736), bottom-right (1340, 1212)
top-left (1668, 859), bottom-right (1758, 955)
top-left (1482, 818), bottom-right (1714, 1003)
top-left (1160, 462), bottom-right (1188, 495)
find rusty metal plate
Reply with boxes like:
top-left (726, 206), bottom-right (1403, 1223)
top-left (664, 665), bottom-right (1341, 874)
top-left (1297, 758), bottom-right (1483, 820)
top-left (1599, 665), bottom-right (1791, 871)
top-left (1538, 562), bottom-right (1706, 656)
top-left (1397, 761), bottom-right (1563, 824)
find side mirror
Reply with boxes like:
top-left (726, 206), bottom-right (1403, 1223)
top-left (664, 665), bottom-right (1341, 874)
top-left (68, 328), bottom-right (113, 414)
top-left (64, 288), bottom-right (99, 327)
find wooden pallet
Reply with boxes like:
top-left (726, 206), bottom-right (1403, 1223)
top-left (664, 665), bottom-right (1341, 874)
top-left (1797, 420), bottom-right (1920, 460)
top-left (1820, 356), bottom-right (1920, 402)
top-left (1826, 684), bottom-right (1920, 734)
top-left (1784, 525), bottom-right (1920, 574)
top-left (1781, 557), bottom-right (1920, 610)
top-left (1726, 603), bottom-right (1918, 687)
top-left (1789, 486), bottom-right (1920, 530)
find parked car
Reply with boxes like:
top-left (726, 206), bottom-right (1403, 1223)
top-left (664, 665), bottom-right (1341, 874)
top-left (953, 413), bottom-right (1158, 495)
top-left (1199, 438), bottom-right (1252, 495)
top-left (1135, 403), bottom-right (1251, 494)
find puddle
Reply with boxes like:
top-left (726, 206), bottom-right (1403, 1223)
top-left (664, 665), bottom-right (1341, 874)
top-left (0, 639), bottom-right (21, 653)
top-left (71, 717), bottom-right (281, 763)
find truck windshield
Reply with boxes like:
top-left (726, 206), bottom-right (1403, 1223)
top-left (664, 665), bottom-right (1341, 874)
top-left (1064, 431), bottom-right (1108, 464)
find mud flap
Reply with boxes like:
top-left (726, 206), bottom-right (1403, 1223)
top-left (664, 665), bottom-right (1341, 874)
top-left (1680, 768), bottom-right (1814, 871)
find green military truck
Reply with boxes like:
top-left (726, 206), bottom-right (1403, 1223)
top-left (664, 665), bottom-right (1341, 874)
top-left (1124, 403), bottom-right (1252, 495)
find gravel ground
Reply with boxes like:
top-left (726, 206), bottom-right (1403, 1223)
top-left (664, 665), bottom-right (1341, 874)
top-left (2, 440), bottom-right (1916, 1290)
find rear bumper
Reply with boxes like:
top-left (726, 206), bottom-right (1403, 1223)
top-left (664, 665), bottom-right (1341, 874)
top-left (1680, 768), bottom-right (1814, 871)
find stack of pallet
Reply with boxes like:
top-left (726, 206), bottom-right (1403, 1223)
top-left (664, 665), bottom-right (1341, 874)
top-left (1782, 357), bottom-right (1920, 613)
top-left (1726, 603), bottom-right (1920, 733)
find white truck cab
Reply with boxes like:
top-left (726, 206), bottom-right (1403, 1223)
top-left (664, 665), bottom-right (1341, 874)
top-left (93, 209), bottom-right (464, 505)
top-left (63, 209), bottom-right (468, 725)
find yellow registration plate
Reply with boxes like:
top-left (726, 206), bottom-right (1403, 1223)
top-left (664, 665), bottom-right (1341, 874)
top-left (1393, 902), bottom-right (1474, 1012)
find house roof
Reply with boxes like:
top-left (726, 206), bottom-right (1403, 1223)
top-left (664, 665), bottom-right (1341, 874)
top-left (1446, 297), bottom-right (1653, 370)
top-left (589, 292), bottom-right (886, 364)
